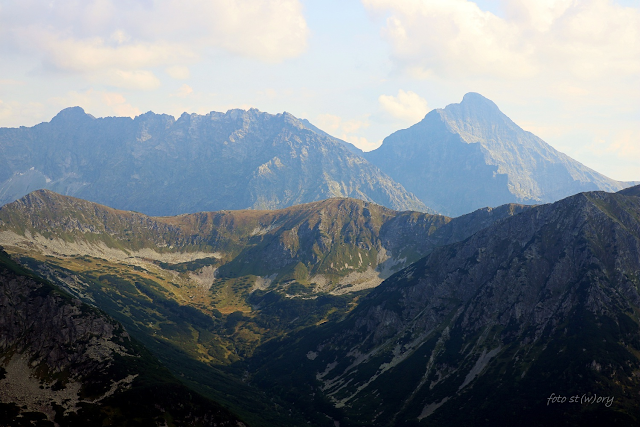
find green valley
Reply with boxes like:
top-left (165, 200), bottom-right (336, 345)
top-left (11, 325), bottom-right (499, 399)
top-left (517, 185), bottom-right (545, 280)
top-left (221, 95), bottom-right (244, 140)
top-left (0, 189), bottom-right (526, 425)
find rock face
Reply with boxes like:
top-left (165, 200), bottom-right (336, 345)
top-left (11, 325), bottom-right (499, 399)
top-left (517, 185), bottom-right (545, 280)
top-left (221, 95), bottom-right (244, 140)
top-left (365, 92), bottom-right (634, 216)
top-left (0, 190), bottom-right (529, 425)
top-left (0, 189), bottom-right (527, 293)
top-left (0, 247), bottom-right (245, 426)
top-left (0, 107), bottom-right (427, 215)
top-left (252, 189), bottom-right (640, 426)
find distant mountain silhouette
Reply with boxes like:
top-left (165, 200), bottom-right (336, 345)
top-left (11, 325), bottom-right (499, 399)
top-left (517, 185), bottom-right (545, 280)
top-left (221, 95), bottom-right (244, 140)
top-left (0, 107), bottom-right (427, 215)
top-left (365, 92), bottom-right (634, 216)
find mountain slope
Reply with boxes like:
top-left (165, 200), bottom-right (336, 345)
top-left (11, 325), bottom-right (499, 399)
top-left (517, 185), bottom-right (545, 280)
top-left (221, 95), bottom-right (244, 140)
top-left (365, 92), bottom-right (633, 216)
top-left (0, 107), bottom-right (427, 215)
top-left (0, 189), bottom-right (527, 294)
top-left (0, 246), bottom-right (245, 426)
top-left (619, 183), bottom-right (640, 198)
top-left (250, 189), bottom-right (640, 426)
top-left (0, 190), bottom-right (528, 425)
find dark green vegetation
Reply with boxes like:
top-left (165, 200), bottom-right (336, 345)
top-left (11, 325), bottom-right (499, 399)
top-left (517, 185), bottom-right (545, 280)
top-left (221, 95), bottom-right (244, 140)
top-left (0, 190), bottom-right (527, 425)
top-left (4, 188), bottom-right (640, 425)
top-left (365, 93), bottom-right (635, 216)
top-left (0, 189), bottom-right (528, 294)
top-left (0, 247), bottom-right (245, 426)
top-left (253, 189), bottom-right (640, 426)
top-left (0, 106), bottom-right (427, 215)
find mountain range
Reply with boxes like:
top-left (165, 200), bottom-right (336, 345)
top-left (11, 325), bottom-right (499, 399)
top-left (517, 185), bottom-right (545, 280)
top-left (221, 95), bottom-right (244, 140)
top-left (1, 93), bottom-right (635, 218)
top-left (0, 189), bottom-right (528, 295)
top-left (0, 107), bottom-right (426, 216)
top-left (1, 185), bottom-right (640, 425)
top-left (1, 92), bottom-right (639, 426)
top-left (250, 185), bottom-right (640, 426)
top-left (0, 189), bottom-right (527, 425)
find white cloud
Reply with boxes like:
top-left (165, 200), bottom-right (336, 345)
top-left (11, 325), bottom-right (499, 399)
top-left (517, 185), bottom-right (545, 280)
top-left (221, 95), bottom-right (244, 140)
top-left (0, 0), bottom-right (308, 88)
top-left (0, 79), bottom-right (25, 86)
top-left (166, 66), bottom-right (191, 80)
top-left (363, 0), bottom-right (640, 81)
top-left (315, 114), bottom-right (370, 135)
top-left (316, 114), bottom-right (343, 132)
top-left (317, 114), bottom-right (370, 133)
top-left (173, 0), bottom-right (309, 62)
top-left (24, 31), bottom-right (190, 73)
top-left (341, 119), bottom-right (369, 134)
top-left (502, 0), bottom-right (576, 32)
top-left (98, 69), bottom-right (161, 90)
top-left (109, 29), bottom-right (131, 45)
top-left (0, 100), bottom-right (47, 127)
top-left (607, 129), bottom-right (640, 160)
top-left (0, 100), bottom-right (12, 120)
top-left (379, 90), bottom-right (429, 123)
top-left (364, 0), bottom-right (535, 79)
top-left (173, 84), bottom-right (194, 98)
top-left (342, 134), bottom-right (382, 151)
top-left (258, 88), bottom-right (278, 99)
top-left (313, 113), bottom-right (377, 150)
top-left (574, 125), bottom-right (640, 181)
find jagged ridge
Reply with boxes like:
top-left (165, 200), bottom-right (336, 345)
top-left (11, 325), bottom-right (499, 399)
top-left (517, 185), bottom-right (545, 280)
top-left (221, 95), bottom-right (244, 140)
top-left (0, 107), bottom-right (428, 215)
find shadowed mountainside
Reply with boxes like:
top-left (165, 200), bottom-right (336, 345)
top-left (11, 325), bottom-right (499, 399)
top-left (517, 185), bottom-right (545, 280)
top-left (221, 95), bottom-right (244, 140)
top-left (0, 190), bottom-right (529, 425)
top-left (0, 246), bottom-right (245, 426)
top-left (618, 183), bottom-right (640, 198)
top-left (249, 189), bottom-right (640, 426)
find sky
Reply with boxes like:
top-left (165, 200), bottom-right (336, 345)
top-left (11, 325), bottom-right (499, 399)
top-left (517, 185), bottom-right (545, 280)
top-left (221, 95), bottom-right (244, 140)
top-left (0, 0), bottom-right (638, 181)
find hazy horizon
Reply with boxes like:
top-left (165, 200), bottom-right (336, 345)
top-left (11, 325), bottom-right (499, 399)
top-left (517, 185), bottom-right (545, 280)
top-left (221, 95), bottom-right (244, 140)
top-left (0, 0), bottom-right (638, 180)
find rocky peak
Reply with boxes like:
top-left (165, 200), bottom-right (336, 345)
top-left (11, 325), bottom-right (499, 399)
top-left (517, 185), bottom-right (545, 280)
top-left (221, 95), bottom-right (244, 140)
top-left (365, 93), bottom-right (631, 216)
top-left (49, 106), bottom-right (94, 124)
top-left (459, 91), bottom-right (501, 111)
top-left (439, 92), bottom-right (515, 141)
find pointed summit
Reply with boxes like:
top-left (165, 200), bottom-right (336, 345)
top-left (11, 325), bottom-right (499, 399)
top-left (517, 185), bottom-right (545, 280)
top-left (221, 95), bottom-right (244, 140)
top-left (456, 92), bottom-right (503, 117)
top-left (460, 92), bottom-right (499, 108)
top-left (365, 93), bottom-right (631, 216)
top-left (440, 92), bottom-right (511, 136)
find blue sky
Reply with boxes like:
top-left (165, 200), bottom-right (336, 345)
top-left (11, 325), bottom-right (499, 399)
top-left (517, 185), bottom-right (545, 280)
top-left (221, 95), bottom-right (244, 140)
top-left (0, 0), bottom-right (638, 180)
